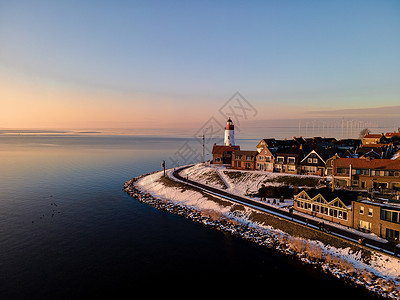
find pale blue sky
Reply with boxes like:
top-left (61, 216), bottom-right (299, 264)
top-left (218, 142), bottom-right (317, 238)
top-left (0, 0), bottom-right (399, 129)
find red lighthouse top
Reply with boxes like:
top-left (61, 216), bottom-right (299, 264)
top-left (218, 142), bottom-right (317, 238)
top-left (226, 118), bottom-right (234, 130)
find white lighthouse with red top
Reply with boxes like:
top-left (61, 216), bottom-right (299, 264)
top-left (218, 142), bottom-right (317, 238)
top-left (224, 118), bottom-right (235, 146)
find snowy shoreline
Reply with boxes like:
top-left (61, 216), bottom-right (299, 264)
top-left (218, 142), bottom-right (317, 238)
top-left (124, 168), bottom-right (400, 299)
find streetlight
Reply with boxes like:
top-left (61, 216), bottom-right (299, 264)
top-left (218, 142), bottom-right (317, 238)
top-left (198, 128), bottom-right (208, 163)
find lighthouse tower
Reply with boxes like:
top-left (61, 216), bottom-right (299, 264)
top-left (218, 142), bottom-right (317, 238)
top-left (224, 118), bottom-right (235, 146)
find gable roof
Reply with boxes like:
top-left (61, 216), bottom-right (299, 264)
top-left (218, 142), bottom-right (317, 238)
top-left (333, 158), bottom-right (400, 170)
top-left (257, 138), bottom-right (278, 148)
top-left (301, 149), bottom-right (326, 164)
top-left (386, 132), bottom-right (400, 138)
top-left (212, 145), bottom-right (240, 154)
top-left (301, 187), bottom-right (358, 206)
top-left (232, 150), bottom-right (258, 156)
top-left (301, 148), bottom-right (336, 164)
top-left (257, 146), bottom-right (274, 156)
top-left (364, 133), bottom-right (383, 139)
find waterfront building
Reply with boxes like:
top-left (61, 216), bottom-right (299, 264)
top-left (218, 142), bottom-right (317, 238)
top-left (232, 150), bottom-right (257, 170)
top-left (332, 157), bottom-right (400, 191)
top-left (294, 188), bottom-right (355, 227)
top-left (255, 147), bottom-right (275, 172)
top-left (274, 146), bottom-right (305, 174)
top-left (353, 198), bottom-right (400, 242)
top-left (212, 144), bottom-right (240, 165)
top-left (300, 149), bottom-right (334, 176)
top-left (294, 189), bottom-right (400, 243)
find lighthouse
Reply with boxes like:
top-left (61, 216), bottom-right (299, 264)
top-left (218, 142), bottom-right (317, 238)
top-left (224, 118), bottom-right (235, 146)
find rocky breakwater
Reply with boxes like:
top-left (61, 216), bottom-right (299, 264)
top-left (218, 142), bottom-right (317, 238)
top-left (124, 173), bottom-right (400, 299)
top-left (123, 174), bottom-right (288, 246)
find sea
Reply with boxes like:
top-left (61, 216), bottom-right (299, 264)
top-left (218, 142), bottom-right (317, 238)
top-left (0, 130), bottom-right (389, 299)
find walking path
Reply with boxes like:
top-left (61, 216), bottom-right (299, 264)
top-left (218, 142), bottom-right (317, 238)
top-left (171, 165), bottom-right (399, 257)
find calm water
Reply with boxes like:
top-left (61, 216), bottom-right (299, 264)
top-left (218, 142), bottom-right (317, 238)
top-left (0, 134), bottom-right (381, 299)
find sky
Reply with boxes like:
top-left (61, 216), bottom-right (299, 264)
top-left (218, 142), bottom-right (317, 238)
top-left (0, 0), bottom-right (399, 131)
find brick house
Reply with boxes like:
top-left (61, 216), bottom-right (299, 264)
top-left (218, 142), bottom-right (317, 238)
top-left (332, 157), bottom-right (400, 191)
top-left (353, 199), bottom-right (400, 242)
top-left (294, 188), bottom-right (355, 227)
top-left (255, 147), bottom-right (275, 172)
top-left (294, 189), bottom-right (400, 243)
top-left (274, 146), bottom-right (305, 174)
top-left (232, 150), bottom-right (257, 170)
top-left (212, 144), bottom-right (240, 165)
top-left (300, 149), bottom-right (334, 176)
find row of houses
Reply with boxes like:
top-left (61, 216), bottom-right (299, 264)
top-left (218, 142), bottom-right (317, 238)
top-left (294, 188), bottom-right (400, 243)
top-left (211, 122), bottom-right (400, 243)
top-left (212, 133), bottom-right (400, 192)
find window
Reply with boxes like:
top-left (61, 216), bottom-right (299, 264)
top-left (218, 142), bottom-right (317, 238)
top-left (337, 168), bottom-right (349, 174)
top-left (359, 220), bottom-right (372, 232)
top-left (313, 158), bottom-right (318, 164)
top-left (287, 165), bottom-right (296, 172)
top-left (277, 157), bottom-right (284, 163)
top-left (381, 209), bottom-right (399, 224)
top-left (288, 157), bottom-right (295, 164)
top-left (215, 157), bottom-right (220, 162)
top-left (386, 229), bottom-right (400, 241)
top-left (394, 211), bottom-right (399, 223)
top-left (368, 208), bottom-right (373, 217)
top-left (338, 210), bottom-right (347, 220)
top-left (329, 208), bottom-right (338, 218)
top-left (361, 169), bottom-right (369, 176)
top-left (308, 158), bottom-right (313, 163)
top-left (360, 206), bottom-right (364, 215)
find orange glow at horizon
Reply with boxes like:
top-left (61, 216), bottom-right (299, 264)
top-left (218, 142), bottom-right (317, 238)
top-left (0, 73), bottom-right (212, 129)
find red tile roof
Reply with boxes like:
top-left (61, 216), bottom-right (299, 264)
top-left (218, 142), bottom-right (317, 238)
top-left (334, 158), bottom-right (400, 170)
top-left (212, 145), bottom-right (240, 154)
top-left (363, 134), bottom-right (383, 139)
top-left (386, 132), bottom-right (400, 138)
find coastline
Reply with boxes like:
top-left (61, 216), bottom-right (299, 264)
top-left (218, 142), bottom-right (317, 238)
top-left (123, 168), bottom-right (400, 299)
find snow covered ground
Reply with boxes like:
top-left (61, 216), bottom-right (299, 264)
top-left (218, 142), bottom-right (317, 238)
top-left (135, 166), bottom-right (400, 298)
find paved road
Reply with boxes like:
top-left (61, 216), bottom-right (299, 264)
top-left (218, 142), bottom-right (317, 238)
top-left (172, 165), bottom-right (399, 256)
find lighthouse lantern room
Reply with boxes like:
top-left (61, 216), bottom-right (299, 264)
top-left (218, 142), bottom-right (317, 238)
top-left (224, 118), bottom-right (235, 146)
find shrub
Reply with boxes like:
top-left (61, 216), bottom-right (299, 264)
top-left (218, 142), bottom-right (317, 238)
top-left (256, 185), bottom-right (294, 199)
